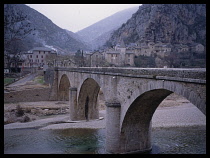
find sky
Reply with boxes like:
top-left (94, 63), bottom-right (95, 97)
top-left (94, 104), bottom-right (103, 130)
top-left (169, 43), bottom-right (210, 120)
top-left (26, 4), bottom-right (141, 33)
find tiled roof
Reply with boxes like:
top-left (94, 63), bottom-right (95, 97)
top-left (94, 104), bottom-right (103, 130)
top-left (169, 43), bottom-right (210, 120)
top-left (126, 52), bottom-right (135, 54)
top-left (141, 46), bottom-right (149, 49)
top-left (187, 43), bottom-right (201, 47)
top-left (32, 47), bottom-right (54, 51)
top-left (106, 51), bottom-right (120, 54)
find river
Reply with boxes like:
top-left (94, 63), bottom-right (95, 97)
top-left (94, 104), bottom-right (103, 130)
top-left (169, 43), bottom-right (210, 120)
top-left (4, 125), bottom-right (206, 154)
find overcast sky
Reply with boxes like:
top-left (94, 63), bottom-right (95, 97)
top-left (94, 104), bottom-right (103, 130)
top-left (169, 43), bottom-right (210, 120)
top-left (26, 4), bottom-right (141, 33)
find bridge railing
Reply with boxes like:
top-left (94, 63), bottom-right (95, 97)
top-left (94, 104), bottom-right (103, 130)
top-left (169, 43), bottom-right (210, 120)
top-left (53, 67), bottom-right (206, 84)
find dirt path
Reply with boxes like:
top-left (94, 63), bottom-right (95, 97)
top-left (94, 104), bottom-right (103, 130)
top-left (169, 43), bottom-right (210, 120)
top-left (4, 72), bottom-right (49, 93)
top-left (8, 73), bottom-right (38, 87)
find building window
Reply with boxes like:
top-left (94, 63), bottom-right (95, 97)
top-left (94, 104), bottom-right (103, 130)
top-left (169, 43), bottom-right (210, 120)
top-left (30, 55), bottom-right (32, 58)
top-left (36, 55), bottom-right (38, 58)
top-left (41, 55), bottom-right (43, 58)
top-left (116, 54), bottom-right (118, 57)
top-left (44, 51), bottom-right (45, 54)
top-left (39, 51), bottom-right (40, 54)
top-left (111, 54), bottom-right (113, 57)
top-left (42, 60), bottom-right (44, 62)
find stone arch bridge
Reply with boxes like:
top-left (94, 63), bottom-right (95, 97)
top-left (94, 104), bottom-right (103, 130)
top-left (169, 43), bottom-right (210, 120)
top-left (45, 67), bottom-right (206, 154)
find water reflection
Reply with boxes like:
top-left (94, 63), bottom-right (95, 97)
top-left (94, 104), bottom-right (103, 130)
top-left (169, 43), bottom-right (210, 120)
top-left (4, 128), bottom-right (106, 154)
top-left (151, 126), bottom-right (206, 154)
top-left (4, 126), bottom-right (206, 154)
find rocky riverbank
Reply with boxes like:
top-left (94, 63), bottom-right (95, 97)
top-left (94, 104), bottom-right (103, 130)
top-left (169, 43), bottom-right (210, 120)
top-left (4, 101), bottom-right (70, 124)
top-left (4, 93), bottom-right (189, 125)
top-left (4, 101), bottom-right (206, 130)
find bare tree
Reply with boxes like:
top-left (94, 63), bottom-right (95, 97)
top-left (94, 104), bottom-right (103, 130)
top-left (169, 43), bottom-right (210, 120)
top-left (46, 53), bottom-right (76, 67)
top-left (4, 40), bottom-right (27, 72)
top-left (74, 50), bottom-right (85, 67)
top-left (163, 52), bottom-right (178, 68)
top-left (10, 40), bottom-right (27, 72)
top-left (4, 4), bottom-right (35, 71)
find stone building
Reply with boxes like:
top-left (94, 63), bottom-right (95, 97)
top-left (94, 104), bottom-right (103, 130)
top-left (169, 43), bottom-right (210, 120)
top-left (155, 43), bottom-right (173, 58)
top-left (189, 43), bottom-right (205, 53)
top-left (105, 40), bottom-right (135, 67)
top-left (115, 40), bottom-right (126, 53)
top-left (134, 41), bottom-right (172, 57)
top-left (162, 44), bottom-right (172, 52)
top-left (124, 52), bottom-right (135, 66)
top-left (23, 47), bottom-right (57, 68)
top-left (174, 44), bottom-right (189, 53)
top-left (105, 51), bottom-right (121, 66)
top-left (86, 51), bottom-right (105, 67)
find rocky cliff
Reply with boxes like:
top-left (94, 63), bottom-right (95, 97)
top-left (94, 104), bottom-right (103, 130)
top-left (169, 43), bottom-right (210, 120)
top-left (106, 4), bottom-right (206, 47)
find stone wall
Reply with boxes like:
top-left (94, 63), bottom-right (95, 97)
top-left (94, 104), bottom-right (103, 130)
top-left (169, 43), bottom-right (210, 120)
top-left (44, 68), bottom-right (55, 86)
top-left (57, 67), bottom-right (205, 79)
top-left (4, 88), bottom-right (51, 103)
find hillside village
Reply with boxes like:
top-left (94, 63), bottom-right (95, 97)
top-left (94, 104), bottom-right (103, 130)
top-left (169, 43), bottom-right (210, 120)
top-left (4, 40), bottom-right (205, 75)
top-left (87, 40), bottom-right (205, 67)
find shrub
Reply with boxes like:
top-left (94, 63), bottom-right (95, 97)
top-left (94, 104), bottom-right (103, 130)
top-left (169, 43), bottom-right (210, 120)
top-left (24, 107), bottom-right (31, 113)
top-left (22, 115), bottom-right (30, 122)
top-left (15, 105), bottom-right (24, 117)
top-left (134, 55), bottom-right (156, 67)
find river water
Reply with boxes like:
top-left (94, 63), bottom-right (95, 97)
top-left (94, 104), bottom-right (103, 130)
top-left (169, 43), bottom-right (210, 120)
top-left (4, 125), bottom-right (206, 154)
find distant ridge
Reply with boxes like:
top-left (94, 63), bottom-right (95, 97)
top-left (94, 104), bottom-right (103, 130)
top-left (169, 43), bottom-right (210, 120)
top-left (76, 6), bottom-right (139, 50)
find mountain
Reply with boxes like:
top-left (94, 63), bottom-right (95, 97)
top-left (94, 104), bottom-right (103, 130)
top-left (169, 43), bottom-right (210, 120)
top-left (90, 29), bottom-right (116, 50)
top-left (76, 6), bottom-right (139, 50)
top-left (106, 4), bottom-right (206, 47)
top-left (9, 4), bottom-right (90, 53)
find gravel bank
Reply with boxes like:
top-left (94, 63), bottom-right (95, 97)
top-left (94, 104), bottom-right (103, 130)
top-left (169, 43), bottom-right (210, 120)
top-left (4, 103), bottom-right (205, 130)
top-left (152, 103), bottom-right (206, 128)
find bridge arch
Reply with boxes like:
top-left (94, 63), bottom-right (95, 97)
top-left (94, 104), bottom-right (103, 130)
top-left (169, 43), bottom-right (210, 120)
top-left (120, 89), bottom-right (172, 153)
top-left (119, 80), bottom-right (205, 153)
top-left (58, 74), bottom-right (70, 101)
top-left (77, 78), bottom-right (101, 120)
top-left (121, 80), bottom-right (205, 128)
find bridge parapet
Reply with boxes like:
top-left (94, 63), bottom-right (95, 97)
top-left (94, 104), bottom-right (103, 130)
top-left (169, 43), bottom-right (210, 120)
top-left (56, 67), bottom-right (206, 84)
